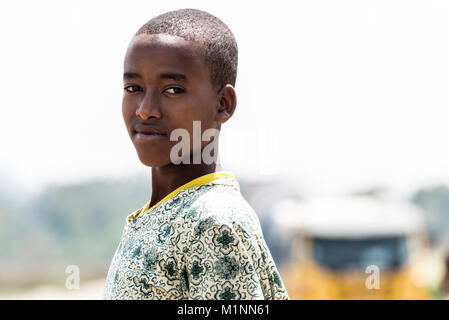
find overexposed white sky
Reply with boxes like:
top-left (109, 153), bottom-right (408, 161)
top-left (1, 0), bottom-right (449, 196)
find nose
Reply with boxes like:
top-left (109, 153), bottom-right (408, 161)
top-left (135, 88), bottom-right (162, 120)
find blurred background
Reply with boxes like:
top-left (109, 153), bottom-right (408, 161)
top-left (1, 0), bottom-right (449, 299)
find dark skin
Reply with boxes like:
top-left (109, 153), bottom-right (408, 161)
top-left (122, 34), bottom-right (237, 207)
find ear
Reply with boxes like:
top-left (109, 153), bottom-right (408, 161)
top-left (215, 84), bottom-right (237, 124)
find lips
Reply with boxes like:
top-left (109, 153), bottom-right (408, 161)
top-left (133, 123), bottom-right (167, 136)
top-left (132, 123), bottom-right (168, 143)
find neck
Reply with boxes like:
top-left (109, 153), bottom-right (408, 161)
top-left (150, 157), bottom-right (223, 207)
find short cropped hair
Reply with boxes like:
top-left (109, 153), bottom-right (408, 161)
top-left (135, 8), bottom-right (238, 89)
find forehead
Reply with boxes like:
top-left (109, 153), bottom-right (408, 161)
top-left (124, 34), bottom-right (208, 79)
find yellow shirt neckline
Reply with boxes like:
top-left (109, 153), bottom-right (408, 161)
top-left (129, 171), bottom-right (235, 222)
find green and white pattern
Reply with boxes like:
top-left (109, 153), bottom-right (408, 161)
top-left (103, 176), bottom-right (289, 300)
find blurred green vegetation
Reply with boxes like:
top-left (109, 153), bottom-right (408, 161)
top-left (412, 185), bottom-right (449, 247)
top-left (0, 176), bottom-right (149, 293)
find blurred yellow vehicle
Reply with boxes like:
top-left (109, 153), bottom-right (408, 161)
top-left (273, 197), bottom-right (441, 299)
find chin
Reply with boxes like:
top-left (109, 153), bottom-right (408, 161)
top-left (136, 153), bottom-right (171, 168)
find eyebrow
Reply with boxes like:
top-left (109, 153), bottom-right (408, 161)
top-left (160, 72), bottom-right (187, 82)
top-left (123, 72), bottom-right (142, 80)
top-left (123, 71), bottom-right (187, 82)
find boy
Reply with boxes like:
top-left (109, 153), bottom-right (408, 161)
top-left (104, 8), bottom-right (289, 300)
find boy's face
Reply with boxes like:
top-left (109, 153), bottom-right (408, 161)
top-left (122, 34), bottom-right (220, 167)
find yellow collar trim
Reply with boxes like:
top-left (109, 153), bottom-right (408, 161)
top-left (129, 171), bottom-right (234, 221)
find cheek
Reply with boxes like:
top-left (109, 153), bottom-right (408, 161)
top-left (166, 105), bottom-right (213, 135)
top-left (122, 97), bottom-right (136, 127)
top-left (182, 94), bottom-right (217, 123)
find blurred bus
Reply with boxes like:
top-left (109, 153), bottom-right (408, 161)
top-left (273, 196), bottom-right (439, 299)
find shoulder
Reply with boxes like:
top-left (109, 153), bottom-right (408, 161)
top-left (186, 178), bottom-right (259, 223)
top-left (180, 180), bottom-right (263, 244)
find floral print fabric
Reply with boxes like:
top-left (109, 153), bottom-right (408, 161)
top-left (103, 176), bottom-right (289, 300)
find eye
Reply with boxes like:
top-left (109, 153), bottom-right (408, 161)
top-left (164, 87), bottom-right (185, 95)
top-left (124, 85), bottom-right (143, 93)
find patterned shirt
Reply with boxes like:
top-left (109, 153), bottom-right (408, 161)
top-left (103, 171), bottom-right (289, 300)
